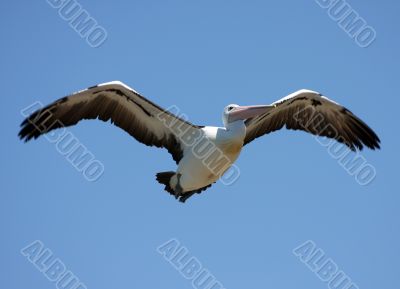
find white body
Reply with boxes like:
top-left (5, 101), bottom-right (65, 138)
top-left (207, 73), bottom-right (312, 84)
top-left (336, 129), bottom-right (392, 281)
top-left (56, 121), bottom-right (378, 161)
top-left (172, 121), bottom-right (246, 192)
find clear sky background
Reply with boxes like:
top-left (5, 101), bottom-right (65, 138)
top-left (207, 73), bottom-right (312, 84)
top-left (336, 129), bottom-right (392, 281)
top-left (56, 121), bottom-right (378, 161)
top-left (1, 1), bottom-right (399, 289)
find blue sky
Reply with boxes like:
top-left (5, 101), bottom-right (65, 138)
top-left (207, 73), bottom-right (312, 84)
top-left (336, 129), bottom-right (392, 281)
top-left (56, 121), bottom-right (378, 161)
top-left (1, 1), bottom-right (399, 288)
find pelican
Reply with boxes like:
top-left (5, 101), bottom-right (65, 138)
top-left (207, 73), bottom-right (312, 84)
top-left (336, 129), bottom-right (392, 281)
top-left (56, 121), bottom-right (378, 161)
top-left (19, 81), bottom-right (380, 202)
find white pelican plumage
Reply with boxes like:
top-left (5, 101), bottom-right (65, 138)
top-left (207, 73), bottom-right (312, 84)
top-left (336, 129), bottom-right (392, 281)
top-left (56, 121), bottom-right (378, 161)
top-left (19, 81), bottom-right (380, 202)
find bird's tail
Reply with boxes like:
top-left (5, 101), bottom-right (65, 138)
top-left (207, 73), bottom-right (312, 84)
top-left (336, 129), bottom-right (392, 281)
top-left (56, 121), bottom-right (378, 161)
top-left (156, 171), bottom-right (175, 195)
top-left (156, 171), bottom-right (212, 203)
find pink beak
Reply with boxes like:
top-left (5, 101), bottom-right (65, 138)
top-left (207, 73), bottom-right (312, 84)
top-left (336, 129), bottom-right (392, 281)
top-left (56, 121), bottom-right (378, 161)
top-left (229, 105), bottom-right (272, 122)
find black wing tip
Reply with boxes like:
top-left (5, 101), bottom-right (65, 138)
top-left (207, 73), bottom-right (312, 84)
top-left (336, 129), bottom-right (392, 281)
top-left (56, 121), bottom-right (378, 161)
top-left (349, 129), bottom-right (381, 151)
top-left (357, 123), bottom-right (381, 151)
top-left (18, 120), bottom-right (32, 142)
top-left (341, 108), bottom-right (381, 151)
top-left (18, 130), bottom-right (27, 142)
top-left (18, 108), bottom-right (53, 143)
top-left (351, 129), bottom-right (380, 151)
top-left (18, 107), bottom-right (41, 142)
top-left (18, 121), bottom-right (39, 142)
top-left (355, 142), bottom-right (380, 151)
top-left (364, 133), bottom-right (381, 150)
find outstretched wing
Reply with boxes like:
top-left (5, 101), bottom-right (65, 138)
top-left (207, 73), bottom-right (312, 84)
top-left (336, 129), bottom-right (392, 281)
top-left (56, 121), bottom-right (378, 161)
top-left (19, 81), bottom-right (203, 163)
top-left (244, 89), bottom-right (380, 150)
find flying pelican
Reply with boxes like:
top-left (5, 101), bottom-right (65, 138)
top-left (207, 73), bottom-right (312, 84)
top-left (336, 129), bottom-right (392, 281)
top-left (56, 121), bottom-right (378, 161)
top-left (19, 81), bottom-right (380, 202)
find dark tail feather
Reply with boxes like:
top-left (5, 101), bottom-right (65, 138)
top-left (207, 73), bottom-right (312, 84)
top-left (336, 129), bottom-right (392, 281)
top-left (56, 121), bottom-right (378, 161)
top-left (156, 171), bottom-right (175, 195)
top-left (156, 171), bottom-right (214, 203)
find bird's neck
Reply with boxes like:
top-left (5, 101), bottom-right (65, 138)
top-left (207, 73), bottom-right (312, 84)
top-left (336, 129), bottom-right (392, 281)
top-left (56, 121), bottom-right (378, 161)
top-left (225, 120), bottom-right (246, 141)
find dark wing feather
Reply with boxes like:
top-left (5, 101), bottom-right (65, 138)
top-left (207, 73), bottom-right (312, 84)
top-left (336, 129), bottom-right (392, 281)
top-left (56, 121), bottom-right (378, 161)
top-left (19, 81), bottom-right (203, 163)
top-left (244, 89), bottom-right (380, 150)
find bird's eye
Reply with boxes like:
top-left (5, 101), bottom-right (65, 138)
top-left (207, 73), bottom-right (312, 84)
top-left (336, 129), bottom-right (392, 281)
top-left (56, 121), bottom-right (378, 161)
top-left (228, 106), bottom-right (233, 111)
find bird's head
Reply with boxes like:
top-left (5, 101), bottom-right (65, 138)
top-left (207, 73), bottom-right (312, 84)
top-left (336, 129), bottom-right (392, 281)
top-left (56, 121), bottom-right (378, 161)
top-left (223, 103), bottom-right (271, 128)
